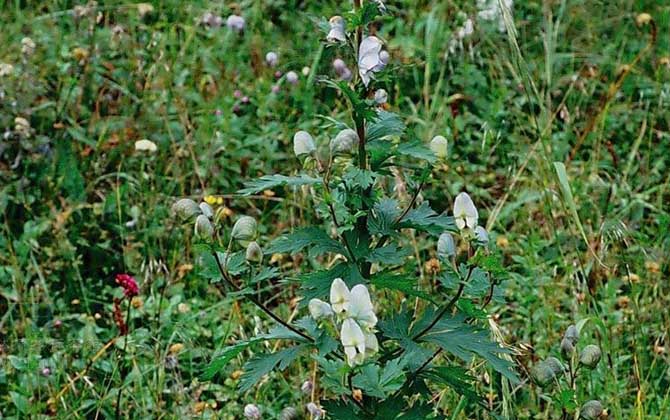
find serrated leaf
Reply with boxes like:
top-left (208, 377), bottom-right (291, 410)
top-left (343, 167), bottom-right (377, 189)
top-left (239, 345), bottom-right (307, 392)
top-left (420, 366), bottom-right (481, 401)
top-left (396, 140), bottom-right (437, 163)
top-left (266, 227), bottom-right (346, 257)
top-left (238, 174), bottom-right (322, 195)
top-left (366, 111), bottom-right (405, 142)
top-left (352, 359), bottom-right (406, 399)
top-left (297, 262), bottom-right (365, 303)
top-left (368, 198), bottom-right (401, 236)
top-left (371, 272), bottom-right (437, 304)
top-left (399, 202), bottom-right (455, 235)
top-left (366, 244), bottom-right (411, 265)
top-left (314, 355), bottom-right (351, 395)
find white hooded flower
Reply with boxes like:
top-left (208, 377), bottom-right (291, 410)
top-left (374, 89), bottom-right (388, 105)
top-left (365, 332), bottom-right (379, 355)
top-left (135, 139), bottom-right (157, 153)
top-left (437, 232), bottom-right (456, 259)
top-left (0, 63), bottom-right (14, 77)
top-left (226, 15), bottom-right (245, 32)
top-left (453, 192), bottom-right (478, 230)
top-left (341, 318), bottom-right (366, 366)
top-left (474, 226), bottom-right (489, 244)
top-left (329, 278), bottom-right (350, 314)
top-left (326, 16), bottom-right (346, 43)
top-left (308, 299), bottom-right (334, 320)
top-left (265, 51), bottom-right (278, 67)
top-left (358, 36), bottom-right (387, 86)
top-left (293, 131), bottom-right (316, 157)
top-left (232, 216), bottom-right (257, 243)
top-left (348, 284), bottom-right (377, 329)
top-left (330, 128), bottom-right (359, 154)
top-left (195, 214), bottom-right (214, 239)
top-left (430, 135), bottom-right (448, 158)
top-left (199, 202), bottom-right (214, 219)
top-left (245, 241), bottom-right (263, 262)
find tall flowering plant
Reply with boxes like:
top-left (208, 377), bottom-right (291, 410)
top-left (175, 1), bottom-right (518, 417)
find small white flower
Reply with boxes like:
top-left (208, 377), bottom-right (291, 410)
top-left (374, 89), bottom-right (388, 105)
top-left (265, 51), bottom-right (278, 67)
top-left (365, 332), bottom-right (379, 355)
top-left (329, 278), bottom-right (350, 314)
top-left (306, 402), bottom-right (324, 419)
top-left (453, 192), bottom-right (478, 230)
top-left (330, 128), bottom-right (359, 154)
top-left (135, 139), bottom-right (157, 153)
top-left (326, 16), bottom-right (346, 43)
top-left (474, 226), bottom-right (489, 244)
top-left (0, 63), bottom-right (14, 77)
top-left (340, 67), bottom-right (353, 81)
top-left (21, 37), bottom-right (36, 56)
top-left (14, 117), bottom-right (31, 137)
top-left (137, 3), bottom-right (154, 18)
top-left (245, 241), bottom-right (263, 262)
top-left (358, 36), bottom-right (387, 86)
top-left (430, 135), bottom-right (448, 158)
top-left (333, 58), bottom-right (347, 73)
top-left (308, 298), bottom-right (334, 320)
top-left (226, 15), bottom-right (245, 32)
top-left (300, 380), bottom-right (313, 394)
top-left (348, 284), bottom-right (377, 329)
top-left (243, 403), bottom-right (261, 419)
top-left (341, 318), bottom-right (366, 366)
top-left (232, 216), bottom-right (257, 243)
top-left (437, 232), bottom-right (456, 259)
top-left (286, 71), bottom-right (299, 84)
top-left (293, 131), bottom-right (316, 157)
top-left (201, 12), bottom-right (223, 28)
top-left (301, 66), bottom-right (310, 76)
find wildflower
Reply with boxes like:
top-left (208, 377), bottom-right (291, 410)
top-left (327, 16), bottom-right (346, 43)
top-left (286, 71), bottom-right (299, 84)
top-left (437, 232), bottom-right (456, 259)
top-left (477, 0), bottom-right (513, 32)
top-left (560, 337), bottom-right (575, 360)
top-left (348, 284), bottom-right (377, 329)
top-left (195, 214), bottom-right (214, 239)
top-left (201, 12), bottom-right (223, 29)
top-left (564, 324), bottom-right (579, 346)
top-left (274, 70), bottom-right (283, 79)
top-left (243, 403), bottom-right (261, 419)
top-left (280, 407), bottom-right (298, 420)
top-left (245, 241), bottom-right (263, 263)
top-left (300, 380), bottom-right (313, 394)
top-left (636, 13), bottom-right (652, 26)
top-left (293, 131), bottom-right (316, 157)
top-left (137, 3), bottom-right (154, 19)
top-left (580, 401), bottom-right (604, 420)
top-left (333, 58), bottom-right (347, 73)
top-left (271, 85), bottom-right (280, 94)
top-left (429, 135), bottom-right (448, 158)
top-left (341, 318), bottom-right (366, 366)
top-left (41, 367), bottom-right (51, 376)
top-left (265, 51), bottom-right (279, 67)
top-left (135, 139), bottom-right (157, 153)
top-left (309, 298), bottom-right (334, 320)
top-left (306, 402), bottom-right (324, 419)
top-left (232, 216), bottom-right (257, 243)
top-left (302, 66), bottom-right (310, 76)
top-left (453, 192), bottom-right (478, 230)
top-left (358, 36), bottom-right (387, 86)
top-left (241, 96), bottom-right (250, 104)
top-left (579, 345), bottom-right (602, 369)
top-left (0, 63), bottom-right (14, 77)
top-left (173, 198), bottom-right (200, 220)
top-left (169, 343), bottom-right (184, 354)
top-left (21, 37), bottom-right (36, 56)
top-left (531, 357), bottom-right (564, 387)
top-left (474, 226), bottom-right (489, 244)
top-left (115, 273), bottom-right (139, 298)
top-left (226, 15), bottom-right (245, 32)
top-left (14, 117), bottom-right (31, 137)
top-left (329, 278), bottom-right (351, 314)
top-left (374, 89), bottom-right (388, 105)
top-left (330, 128), bottom-right (359, 154)
top-left (165, 354), bottom-right (178, 369)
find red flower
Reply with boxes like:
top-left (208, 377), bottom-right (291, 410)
top-left (115, 273), bottom-right (139, 298)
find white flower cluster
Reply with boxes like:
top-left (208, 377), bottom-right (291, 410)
top-left (438, 192), bottom-right (488, 255)
top-left (309, 278), bottom-right (378, 367)
top-left (477, 0), bottom-right (513, 33)
top-left (448, 15), bottom-right (474, 54)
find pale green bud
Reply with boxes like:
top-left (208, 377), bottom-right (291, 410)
top-left (437, 232), bottom-right (456, 259)
top-left (232, 216), bottom-right (257, 244)
top-left (560, 337), bottom-right (575, 360)
top-left (579, 344), bottom-right (602, 369)
top-left (330, 128), bottom-right (359, 154)
top-left (531, 357), bottom-right (564, 387)
top-left (293, 130), bottom-right (316, 157)
top-left (280, 407), bottom-right (298, 420)
top-left (173, 198), bottom-right (201, 220)
top-left (580, 400), bottom-right (604, 420)
top-left (194, 214), bottom-right (214, 240)
top-left (430, 135), bottom-right (448, 158)
top-left (564, 324), bottom-right (579, 346)
top-left (199, 202), bottom-right (214, 219)
top-left (245, 241), bottom-right (263, 263)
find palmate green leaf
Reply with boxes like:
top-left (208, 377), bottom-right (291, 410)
top-left (297, 262), bottom-right (366, 302)
top-left (399, 202), bottom-right (455, 235)
top-left (366, 110), bottom-right (406, 142)
top-left (265, 227), bottom-right (347, 257)
top-left (420, 315), bottom-right (519, 383)
top-left (343, 167), bottom-right (377, 189)
top-left (314, 355), bottom-right (350, 395)
top-left (352, 359), bottom-right (406, 399)
top-left (237, 174), bottom-right (322, 195)
top-left (371, 272), bottom-right (437, 304)
top-left (379, 311), bottom-right (435, 370)
top-left (396, 140), bottom-right (437, 163)
top-left (239, 344), bottom-right (308, 392)
top-left (366, 244), bottom-right (411, 265)
top-left (322, 399), bottom-right (360, 418)
top-left (368, 198), bottom-right (401, 236)
top-left (420, 366), bottom-right (481, 402)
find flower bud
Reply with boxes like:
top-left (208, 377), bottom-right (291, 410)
top-left (293, 131), bottom-right (316, 157)
top-left (21, 37), bottom-right (36, 56)
top-left (374, 89), bottom-right (388, 105)
top-left (579, 344), bottom-right (601, 369)
top-left (243, 403), bottom-right (261, 419)
top-left (300, 379), bottom-right (313, 394)
top-left (308, 299), bottom-right (334, 320)
top-left (135, 139), bottom-right (157, 153)
top-left (280, 407), bottom-right (298, 420)
top-left (245, 241), bottom-right (263, 263)
top-left (265, 51), bottom-right (279, 67)
top-left (232, 216), bottom-right (257, 243)
top-left (302, 66), bottom-right (310, 76)
top-left (195, 215), bottom-right (214, 240)
top-left (330, 129), bottom-right (359, 154)
top-left (199, 202), bottom-right (214, 219)
top-left (430, 135), bottom-right (448, 158)
top-left (531, 357), bottom-right (564, 387)
top-left (437, 233), bottom-right (456, 259)
top-left (580, 400), bottom-right (604, 420)
top-left (172, 198), bottom-right (201, 220)
top-left (474, 226), bottom-right (489, 244)
top-left (226, 15), bottom-right (245, 32)
top-left (327, 16), bottom-right (346, 43)
top-left (564, 324), bottom-right (579, 346)
top-left (306, 402), bottom-right (324, 419)
top-left (560, 337), bottom-right (575, 360)
top-left (333, 58), bottom-right (347, 73)
top-left (286, 71), bottom-right (299, 84)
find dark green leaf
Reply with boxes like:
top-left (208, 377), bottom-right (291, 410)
top-left (266, 227), bottom-right (346, 257)
top-left (366, 111), bottom-right (405, 142)
top-left (238, 174), bottom-right (322, 195)
top-left (352, 359), bottom-right (406, 398)
top-left (420, 366), bottom-right (481, 401)
top-left (239, 345), bottom-right (307, 391)
top-left (396, 140), bottom-right (437, 163)
top-left (366, 245), bottom-right (411, 265)
top-left (368, 198), bottom-right (401, 236)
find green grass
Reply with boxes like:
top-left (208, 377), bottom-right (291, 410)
top-left (1, 0), bottom-right (669, 418)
